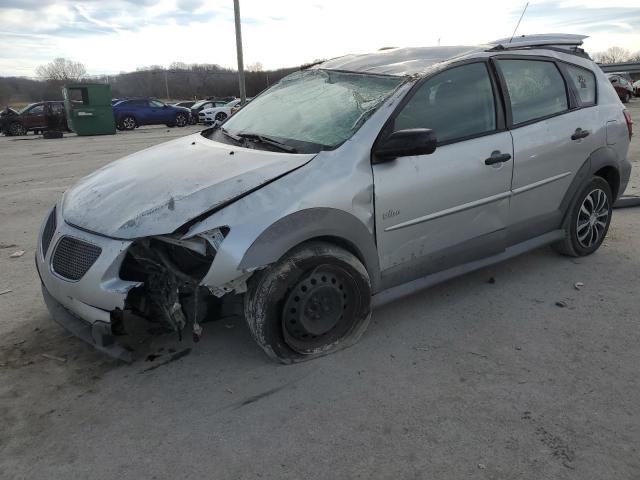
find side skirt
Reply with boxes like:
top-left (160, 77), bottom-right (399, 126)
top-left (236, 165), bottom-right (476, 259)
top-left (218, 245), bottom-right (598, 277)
top-left (371, 229), bottom-right (564, 308)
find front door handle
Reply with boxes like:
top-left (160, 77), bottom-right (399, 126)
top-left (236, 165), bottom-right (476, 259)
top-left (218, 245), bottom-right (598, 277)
top-left (571, 128), bottom-right (590, 140)
top-left (485, 151), bottom-right (512, 165)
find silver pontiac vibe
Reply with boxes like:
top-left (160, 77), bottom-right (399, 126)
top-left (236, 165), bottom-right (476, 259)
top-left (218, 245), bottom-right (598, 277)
top-left (36, 34), bottom-right (632, 363)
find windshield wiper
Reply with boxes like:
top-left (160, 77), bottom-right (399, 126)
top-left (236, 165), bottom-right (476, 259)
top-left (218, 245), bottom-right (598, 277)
top-left (220, 127), bottom-right (243, 143)
top-left (236, 132), bottom-right (298, 153)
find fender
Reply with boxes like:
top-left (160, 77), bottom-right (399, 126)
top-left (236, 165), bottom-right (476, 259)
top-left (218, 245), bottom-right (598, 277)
top-left (559, 145), bottom-right (621, 221)
top-left (239, 208), bottom-right (381, 292)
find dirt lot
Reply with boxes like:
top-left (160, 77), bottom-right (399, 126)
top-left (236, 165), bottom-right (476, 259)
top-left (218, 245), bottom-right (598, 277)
top-left (1, 104), bottom-right (639, 479)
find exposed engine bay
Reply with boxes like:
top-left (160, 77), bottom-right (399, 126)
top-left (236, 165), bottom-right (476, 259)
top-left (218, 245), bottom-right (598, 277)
top-left (118, 229), bottom-right (243, 343)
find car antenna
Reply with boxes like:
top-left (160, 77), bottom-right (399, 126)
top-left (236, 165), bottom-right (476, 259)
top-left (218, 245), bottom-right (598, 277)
top-left (509, 1), bottom-right (529, 43)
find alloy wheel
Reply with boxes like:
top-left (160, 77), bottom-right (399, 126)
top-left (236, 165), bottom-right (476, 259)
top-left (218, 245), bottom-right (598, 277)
top-left (576, 188), bottom-right (609, 249)
top-left (122, 117), bottom-right (136, 130)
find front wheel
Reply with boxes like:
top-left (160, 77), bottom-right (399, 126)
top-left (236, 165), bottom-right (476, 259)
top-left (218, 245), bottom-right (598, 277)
top-left (9, 122), bottom-right (27, 136)
top-left (553, 176), bottom-right (613, 257)
top-left (175, 112), bottom-right (188, 127)
top-left (215, 112), bottom-right (227, 122)
top-left (244, 241), bottom-right (372, 363)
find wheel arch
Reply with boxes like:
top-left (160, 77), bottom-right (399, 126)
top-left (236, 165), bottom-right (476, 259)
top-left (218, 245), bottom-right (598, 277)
top-left (559, 146), bottom-right (621, 222)
top-left (238, 208), bottom-right (381, 292)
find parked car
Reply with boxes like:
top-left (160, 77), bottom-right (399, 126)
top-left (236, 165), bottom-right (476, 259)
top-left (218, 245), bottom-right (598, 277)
top-left (190, 99), bottom-right (231, 123)
top-left (172, 101), bottom-right (195, 109)
top-left (112, 98), bottom-right (190, 130)
top-left (0, 106), bottom-right (19, 135)
top-left (37, 34), bottom-right (631, 363)
top-left (200, 98), bottom-right (251, 125)
top-left (2, 101), bottom-right (68, 136)
top-left (608, 75), bottom-right (634, 103)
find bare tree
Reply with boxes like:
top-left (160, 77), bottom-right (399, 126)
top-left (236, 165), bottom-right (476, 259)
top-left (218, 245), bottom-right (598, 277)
top-left (247, 62), bottom-right (264, 72)
top-left (593, 47), bottom-right (631, 64)
top-left (36, 58), bottom-right (86, 82)
top-left (629, 51), bottom-right (640, 62)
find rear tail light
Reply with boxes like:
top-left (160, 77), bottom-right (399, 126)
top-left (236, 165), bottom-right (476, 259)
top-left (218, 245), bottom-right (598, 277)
top-left (623, 109), bottom-right (633, 140)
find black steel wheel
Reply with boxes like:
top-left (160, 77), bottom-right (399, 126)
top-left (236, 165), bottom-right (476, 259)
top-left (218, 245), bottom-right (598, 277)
top-left (244, 241), bottom-right (372, 363)
top-left (553, 176), bottom-right (613, 257)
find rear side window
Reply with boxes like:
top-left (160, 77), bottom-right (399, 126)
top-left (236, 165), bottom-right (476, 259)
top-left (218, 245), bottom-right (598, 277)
top-left (564, 64), bottom-right (596, 106)
top-left (394, 62), bottom-right (497, 143)
top-left (497, 60), bottom-right (568, 125)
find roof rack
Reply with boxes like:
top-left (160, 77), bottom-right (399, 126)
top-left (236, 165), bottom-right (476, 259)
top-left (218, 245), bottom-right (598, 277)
top-left (488, 33), bottom-right (587, 50)
top-left (487, 34), bottom-right (590, 59)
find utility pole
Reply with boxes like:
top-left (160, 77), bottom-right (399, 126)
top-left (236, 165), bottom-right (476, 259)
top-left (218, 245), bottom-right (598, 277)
top-left (233, 0), bottom-right (247, 103)
top-left (164, 70), bottom-right (170, 101)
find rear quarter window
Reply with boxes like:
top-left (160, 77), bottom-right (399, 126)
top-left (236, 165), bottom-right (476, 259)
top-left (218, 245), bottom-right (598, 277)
top-left (564, 64), bottom-right (596, 106)
top-left (497, 59), bottom-right (568, 125)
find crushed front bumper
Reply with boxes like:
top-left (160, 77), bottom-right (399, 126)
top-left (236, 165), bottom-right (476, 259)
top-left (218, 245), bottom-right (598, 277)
top-left (40, 282), bottom-right (132, 362)
top-left (36, 205), bottom-right (140, 361)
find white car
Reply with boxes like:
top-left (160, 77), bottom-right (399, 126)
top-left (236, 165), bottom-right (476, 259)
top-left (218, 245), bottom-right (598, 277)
top-left (200, 98), bottom-right (251, 125)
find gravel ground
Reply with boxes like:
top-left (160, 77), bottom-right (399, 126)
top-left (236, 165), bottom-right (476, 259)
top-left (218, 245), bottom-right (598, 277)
top-left (0, 104), bottom-right (639, 480)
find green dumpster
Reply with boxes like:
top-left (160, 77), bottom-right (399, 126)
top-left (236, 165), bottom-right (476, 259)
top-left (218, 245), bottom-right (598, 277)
top-left (63, 83), bottom-right (116, 136)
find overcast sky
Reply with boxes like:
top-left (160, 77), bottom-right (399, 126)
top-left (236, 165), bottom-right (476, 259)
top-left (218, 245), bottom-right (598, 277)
top-left (1, 0), bottom-right (639, 77)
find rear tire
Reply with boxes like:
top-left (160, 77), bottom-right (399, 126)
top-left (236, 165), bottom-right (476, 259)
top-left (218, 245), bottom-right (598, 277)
top-left (622, 92), bottom-right (631, 103)
top-left (119, 116), bottom-right (136, 130)
top-left (244, 241), bottom-right (372, 363)
top-left (552, 176), bottom-right (613, 257)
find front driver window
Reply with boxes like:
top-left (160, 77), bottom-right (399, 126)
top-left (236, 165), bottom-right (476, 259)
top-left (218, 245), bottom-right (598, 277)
top-left (394, 62), bottom-right (497, 143)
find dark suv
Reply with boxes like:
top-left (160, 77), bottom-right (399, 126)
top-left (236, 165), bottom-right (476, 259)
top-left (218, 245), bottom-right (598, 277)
top-left (1, 101), bottom-right (68, 136)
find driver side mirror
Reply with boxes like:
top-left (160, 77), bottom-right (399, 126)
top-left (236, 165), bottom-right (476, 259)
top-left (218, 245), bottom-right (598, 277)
top-left (373, 128), bottom-right (437, 163)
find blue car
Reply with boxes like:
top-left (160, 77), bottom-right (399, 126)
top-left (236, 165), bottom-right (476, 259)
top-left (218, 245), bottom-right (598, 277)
top-left (113, 98), bottom-right (190, 130)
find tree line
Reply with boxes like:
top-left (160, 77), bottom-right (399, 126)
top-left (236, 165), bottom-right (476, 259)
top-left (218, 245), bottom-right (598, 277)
top-left (2, 46), bottom-right (639, 107)
top-left (0, 58), bottom-right (301, 106)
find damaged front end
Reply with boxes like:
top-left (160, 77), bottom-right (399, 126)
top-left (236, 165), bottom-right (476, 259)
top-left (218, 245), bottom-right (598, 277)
top-left (118, 227), bottom-right (242, 344)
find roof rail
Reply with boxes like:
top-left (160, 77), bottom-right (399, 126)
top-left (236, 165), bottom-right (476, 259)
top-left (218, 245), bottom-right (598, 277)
top-left (488, 33), bottom-right (587, 50)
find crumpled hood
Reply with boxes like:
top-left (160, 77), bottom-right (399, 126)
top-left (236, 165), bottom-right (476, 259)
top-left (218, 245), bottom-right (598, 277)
top-left (62, 133), bottom-right (315, 239)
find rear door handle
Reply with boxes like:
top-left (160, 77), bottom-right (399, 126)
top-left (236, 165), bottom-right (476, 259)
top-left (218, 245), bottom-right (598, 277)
top-left (485, 151), bottom-right (512, 165)
top-left (571, 128), bottom-right (590, 140)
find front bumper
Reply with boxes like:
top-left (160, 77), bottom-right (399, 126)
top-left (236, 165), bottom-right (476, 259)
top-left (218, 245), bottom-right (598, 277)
top-left (36, 206), bottom-right (140, 361)
top-left (40, 281), bottom-right (132, 362)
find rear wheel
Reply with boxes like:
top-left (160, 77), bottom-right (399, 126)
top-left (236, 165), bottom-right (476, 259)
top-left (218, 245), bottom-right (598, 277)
top-left (553, 176), bottom-right (613, 257)
top-left (119, 116), bottom-right (136, 130)
top-left (622, 92), bottom-right (631, 103)
top-left (244, 241), bottom-right (372, 363)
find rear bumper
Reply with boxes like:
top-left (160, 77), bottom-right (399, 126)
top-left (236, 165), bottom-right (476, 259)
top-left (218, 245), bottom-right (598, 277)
top-left (619, 157), bottom-right (632, 197)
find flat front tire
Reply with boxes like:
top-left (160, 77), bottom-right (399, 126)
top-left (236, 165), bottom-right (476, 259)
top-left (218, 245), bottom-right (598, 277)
top-left (244, 241), bottom-right (372, 363)
top-left (553, 176), bottom-right (613, 257)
